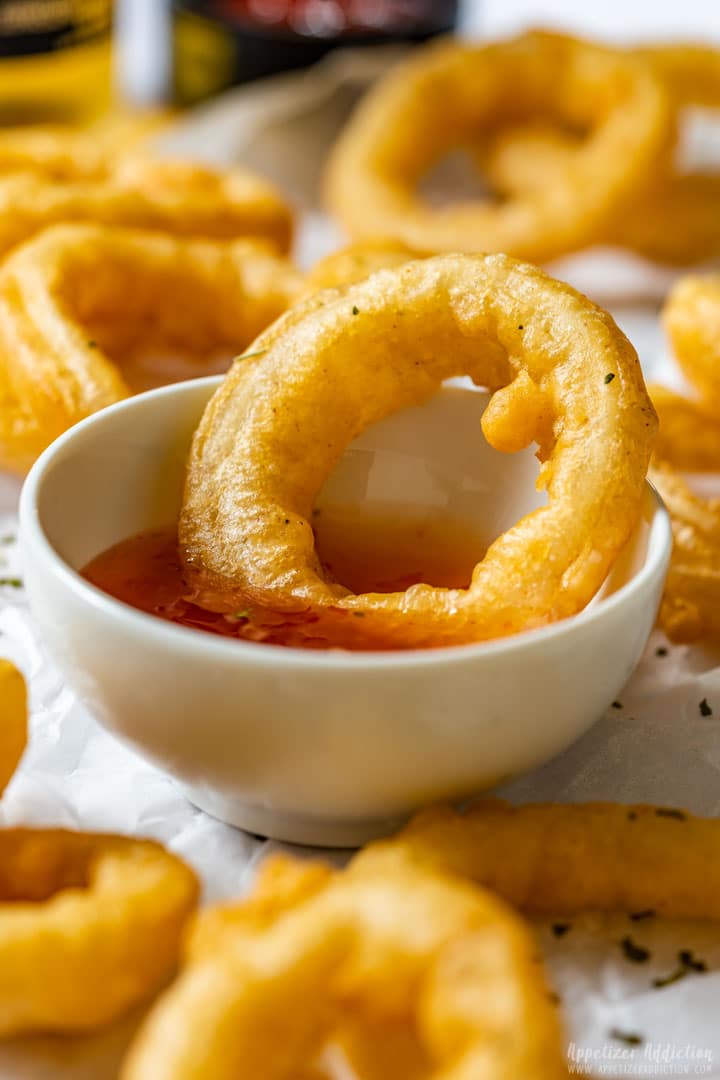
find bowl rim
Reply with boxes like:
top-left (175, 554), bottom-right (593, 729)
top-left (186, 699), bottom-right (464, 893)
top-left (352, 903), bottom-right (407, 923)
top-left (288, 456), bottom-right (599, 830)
top-left (19, 376), bottom-right (673, 672)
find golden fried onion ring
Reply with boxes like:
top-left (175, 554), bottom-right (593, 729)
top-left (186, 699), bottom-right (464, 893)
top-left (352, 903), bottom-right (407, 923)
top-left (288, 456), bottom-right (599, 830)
top-left (0, 155), bottom-right (293, 259)
top-left (181, 253), bottom-right (656, 648)
top-left (304, 238), bottom-right (416, 294)
top-left (640, 274), bottom-right (720, 642)
top-left (0, 223), bottom-right (303, 473)
top-left (0, 660), bottom-right (26, 798)
top-left (360, 799), bottom-right (720, 919)
top-left (0, 828), bottom-right (198, 1036)
top-left (324, 32), bottom-right (671, 263)
top-left (664, 274), bottom-right (720, 404)
top-left (483, 44), bottom-right (720, 266)
top-left (123, 853), bottom-right (566, 1080)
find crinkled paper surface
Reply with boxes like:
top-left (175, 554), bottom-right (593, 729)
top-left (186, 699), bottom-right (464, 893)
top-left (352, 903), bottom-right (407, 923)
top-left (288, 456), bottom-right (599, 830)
top-left (3, 52), bottom-right (720, 1080)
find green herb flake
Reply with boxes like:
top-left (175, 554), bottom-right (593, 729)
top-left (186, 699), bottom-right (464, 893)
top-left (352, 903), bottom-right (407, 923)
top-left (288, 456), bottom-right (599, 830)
top-left (551, 922), bottom-right (571, 938)
top-left (352, 612), bottom-right (366, 619)
top-left (700, 698), bottom-right (712, 717)
top-left (604, 372), bottom-right (616, 384)
top-left (629, 909), bottom-right (656, 921)
top-left (609, 1029), bottom-right (644, 1047)
top-left (652, 948), bottom-right (707, 988)
top-left (656, 646), bottom-right (668, 657)
top-left (620, 936), bottom-right (650, 963)
top-left (653, 967), bottom-right (688, 989)
top-left (678, 949), bottom-right (707, 973)
top-left (232, 609), bottom-right (251, 621)
top-left (0, 577), bottom-right (22, 588)
top-left (612, 701), bottom-right (622, 709)
top-left (352, 305), bottom-right (359, 315)
top-left (0, 535), bottom-right (14, 545)
top-left (655, 808), bottom-right (686, 821)
top-left (86, 339), bottom-right (98, 349)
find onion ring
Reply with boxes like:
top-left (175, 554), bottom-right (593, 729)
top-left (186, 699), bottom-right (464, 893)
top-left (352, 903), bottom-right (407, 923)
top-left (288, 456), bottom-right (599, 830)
top-left (639, 274), bottom-right (720, 641)
top-left (0, 223), bottom-right (303, 473)
top-left (324, 31), bottom-right (671, 263)
top-left (358, 799), bottom-right (720, 919)
top-left (0, 155), bottom-right (293, 260)
top-left (664, 274), bottom-right (720, 404)
top-left (483, 43), bottom-right (720, 266)
top-left (122, 854), bottom-right (566, 1080)
top-left (0, 828), bottom-right (198, 1036)
top-left (180, 253), bottom-right (656, 648)
top-left (304, 238), bottom-right (416, 293)
top-left (0, 660), bottom-right (26, 799)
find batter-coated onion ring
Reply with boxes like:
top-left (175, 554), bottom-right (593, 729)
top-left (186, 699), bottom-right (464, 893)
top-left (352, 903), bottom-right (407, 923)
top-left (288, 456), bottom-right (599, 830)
top-left (650, 385), bottom-right (720, 472)
top-left (324, 31), bottom-right (671, 263)
top-left (0, 660), bottom-right (26, 798)
top-left (483, 43), bottom-right (720, 266)
top-left (0, 829), bottom-right (198, 1036)
top-left (0, 223), bottom-right (303, 473)
top-left (304, 238), bottom-right (416, 293)
top-left (0, 155), bottom-right (293, 259)
top-left (122, 854), bottom-right (566, 1080)
top-left (641, 274), bottom-right (720, 641)
top-left (181, 253), bottom-right (656, 648)
top-left (648, 462), bottom-right (720, 642)
top-left (358, 799), bottom-right (720, 919)
top-left (664, 274), bottom-right (720, 404)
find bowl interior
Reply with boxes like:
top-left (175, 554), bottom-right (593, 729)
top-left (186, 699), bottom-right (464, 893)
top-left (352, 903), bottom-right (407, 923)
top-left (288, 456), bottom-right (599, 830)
top-left (29, 376), bottom-right (650, 601)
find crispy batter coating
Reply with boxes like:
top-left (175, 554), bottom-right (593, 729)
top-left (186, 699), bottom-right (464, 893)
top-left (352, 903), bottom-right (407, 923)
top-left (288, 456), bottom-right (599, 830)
top-left (0, 224), bottom-right (303, 472)
top-left (304, 238), bottom-right (416, 293)
top-left (324, 31), bottom-right (670, 263)
top-left (664, 275), bottom-right (720, 404)
top-left (123, 854), bottom-right (566, 1080)
top-left (0, 829), bottom-right (198, 1036)
top-left (649, 462), bottom-right (720, 643)
top-left (0, 155), bottom-right (293, 259)
top-left (651, 384), bottom-right (720, 472)
top-left (180, 253), bottom-right (656, 648)
top-left (483, 43), bottom-right (720, 265)
top-left (644, 275), bottom-right (720, 641)
top-left (0, 660), bottom-right (26, 798)
top-left (358, 800), bottom-right (720, 918)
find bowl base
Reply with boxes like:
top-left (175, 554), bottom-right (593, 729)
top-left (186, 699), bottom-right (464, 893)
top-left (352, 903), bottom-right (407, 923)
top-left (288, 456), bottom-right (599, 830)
top-left (177, 781), bottom-right (409, 848)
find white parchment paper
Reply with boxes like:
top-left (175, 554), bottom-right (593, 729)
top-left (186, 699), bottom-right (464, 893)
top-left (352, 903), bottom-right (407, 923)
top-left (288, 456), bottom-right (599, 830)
top-left (3, 51), bottom-right (720, 1080)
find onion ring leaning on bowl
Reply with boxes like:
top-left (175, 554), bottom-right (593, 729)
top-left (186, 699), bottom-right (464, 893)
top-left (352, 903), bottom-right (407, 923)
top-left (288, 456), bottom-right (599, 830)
top-left (0, 660), bottom-right (26, 798)
top-left (0, 223), bottom-right (304, 473)
top-left (323, 31), bottom-right (671, 263)
top-left (483, 42), bottom-right (720, 266)
top-left (180, 253), bottom-right (656, 649)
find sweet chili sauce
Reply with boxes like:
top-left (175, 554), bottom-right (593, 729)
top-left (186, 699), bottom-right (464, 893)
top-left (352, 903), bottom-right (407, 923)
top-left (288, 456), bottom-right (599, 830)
top-left (82, 506), bottom-right (486, 651)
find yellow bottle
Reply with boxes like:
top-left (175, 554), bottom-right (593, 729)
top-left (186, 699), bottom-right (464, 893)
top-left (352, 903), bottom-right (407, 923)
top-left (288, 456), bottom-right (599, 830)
top-left (0, 1), bottom-right (113, 126)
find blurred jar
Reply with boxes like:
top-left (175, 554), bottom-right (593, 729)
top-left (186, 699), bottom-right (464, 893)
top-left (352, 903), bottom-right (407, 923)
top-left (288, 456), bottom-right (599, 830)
top-left (0, 1), bottom-right (113, 125)
top-left (172, 0), bottom-right (458, 105)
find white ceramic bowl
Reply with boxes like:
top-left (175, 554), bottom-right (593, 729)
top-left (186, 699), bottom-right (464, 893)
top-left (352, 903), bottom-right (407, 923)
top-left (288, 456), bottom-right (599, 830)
top-left (20, 377), bottom-right (671, 846)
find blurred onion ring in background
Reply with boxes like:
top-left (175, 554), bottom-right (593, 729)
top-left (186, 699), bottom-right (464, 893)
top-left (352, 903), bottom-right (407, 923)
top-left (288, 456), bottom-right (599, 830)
top-left (122, 854), bottom-right (567, 1080)
top-left (0, 660), bottom-right (26, 798)
top-left (0, 155), bottom-right (293, 261)
top-left (642, 274), bottom-right (720, 642)
top-left (324, 31), bottom-right (671, 262)
top-left (0, 224), bottom-right (303, 473)
top-left (181, 253), bottom-right (656, 649)
top-left (483, 42), bottom-right (720, 265)
top-left (0, 829), bottom-right (198, 1037)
